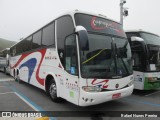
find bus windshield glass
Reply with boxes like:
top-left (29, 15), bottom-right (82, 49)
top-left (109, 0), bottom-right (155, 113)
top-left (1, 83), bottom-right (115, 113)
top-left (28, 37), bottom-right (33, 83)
top-left (140, 33), bottom-right (160, 71)
top-left (75, 14), bottom-right (132, 79)
top-left (140, 32), bottom-right (160, 45)
top-left (75, 13), bottom-right (126, 38)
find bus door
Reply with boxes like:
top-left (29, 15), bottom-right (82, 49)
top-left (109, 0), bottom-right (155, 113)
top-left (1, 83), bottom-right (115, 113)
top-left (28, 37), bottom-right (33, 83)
top-left (56, 16), bottom-right (79, 104)
top-left (64, 34), bottom-right (79, 105)
top-left (131, 41), bottom-right (146, 89)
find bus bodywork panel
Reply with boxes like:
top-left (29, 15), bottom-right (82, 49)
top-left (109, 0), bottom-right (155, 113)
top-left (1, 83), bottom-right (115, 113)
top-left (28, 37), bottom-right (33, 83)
top-left (79, 75), bottom-right (134, 106)
top-left (10, 48), bottom-right (59, 89)
top-left (133, 71), bottom-right (160, 90)
top-left (10, 48), bottom-right (80, 105)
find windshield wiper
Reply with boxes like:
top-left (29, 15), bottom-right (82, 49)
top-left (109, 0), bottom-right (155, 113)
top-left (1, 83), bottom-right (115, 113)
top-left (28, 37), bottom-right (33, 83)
top-left (82, 48), bottom-right (107, 64)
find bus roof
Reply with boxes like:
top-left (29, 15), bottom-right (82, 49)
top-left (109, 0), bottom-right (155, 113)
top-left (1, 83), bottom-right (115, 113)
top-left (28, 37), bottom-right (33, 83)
top-left (125, 29), bottom-right (159, 37)
top-left (10, 10), bottom-right (121, 49)
top-left (64, 10), bottom-right (120, 24)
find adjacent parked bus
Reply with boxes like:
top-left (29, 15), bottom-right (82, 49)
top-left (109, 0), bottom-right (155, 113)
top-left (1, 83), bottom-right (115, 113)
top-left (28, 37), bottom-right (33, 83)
top-left (0, 48), bottom-right (10, 74)
top-left (126, 30), bottom-right (160, 90)
top-left (9, 11), bottom-right (133, 106)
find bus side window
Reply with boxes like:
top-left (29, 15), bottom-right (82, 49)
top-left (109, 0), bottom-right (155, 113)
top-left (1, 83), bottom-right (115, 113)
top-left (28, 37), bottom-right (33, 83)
top-left (42, 22), bottom-right (55, 47)
top-left (56, 16), bottom-right (74, 68)
top-left (13, 47), bottom-right (16, 56)
top-left (65, 34), bottom-right (78, 75)
top-left (32, 30), bottom-right (42, 49)
top-left (131, 42), bottom-right (144, 71)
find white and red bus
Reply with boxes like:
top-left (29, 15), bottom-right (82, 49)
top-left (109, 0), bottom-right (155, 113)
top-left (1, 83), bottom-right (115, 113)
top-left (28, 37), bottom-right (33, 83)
top-left (9, 11), bottom-right (133, 106)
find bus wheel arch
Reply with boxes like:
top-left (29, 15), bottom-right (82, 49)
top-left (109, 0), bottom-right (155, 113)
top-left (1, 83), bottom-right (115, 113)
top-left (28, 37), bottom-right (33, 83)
top-left (45, 74), bottom-right (61, 102)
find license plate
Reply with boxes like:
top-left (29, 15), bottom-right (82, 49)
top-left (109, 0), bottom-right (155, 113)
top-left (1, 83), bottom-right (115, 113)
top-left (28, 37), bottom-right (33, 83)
top-left (112, 93), bottom-right (121, 99)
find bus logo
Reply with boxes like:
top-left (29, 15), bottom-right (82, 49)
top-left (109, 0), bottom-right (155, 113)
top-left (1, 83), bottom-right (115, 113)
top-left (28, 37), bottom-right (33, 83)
top-left (91, 16), bottom-right (124, 34)
top-left (91, 79), bottom-right (109, 89)
top-left (91, 17), bottom-right (109, 30)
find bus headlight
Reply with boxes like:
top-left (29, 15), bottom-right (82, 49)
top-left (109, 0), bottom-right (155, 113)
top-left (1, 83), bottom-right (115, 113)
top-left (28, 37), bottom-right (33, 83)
top-left (82, 86), bottom-right (101, 92)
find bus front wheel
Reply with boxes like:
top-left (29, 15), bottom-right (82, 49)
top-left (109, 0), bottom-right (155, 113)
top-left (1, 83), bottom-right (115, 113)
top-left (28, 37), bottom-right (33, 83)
top-left (48, 79), bottom-right (61, 103)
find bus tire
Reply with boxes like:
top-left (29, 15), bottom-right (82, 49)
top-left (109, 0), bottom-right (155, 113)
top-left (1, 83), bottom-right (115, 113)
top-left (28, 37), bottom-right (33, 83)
top-left (48, 79), bottom-right (61, 103)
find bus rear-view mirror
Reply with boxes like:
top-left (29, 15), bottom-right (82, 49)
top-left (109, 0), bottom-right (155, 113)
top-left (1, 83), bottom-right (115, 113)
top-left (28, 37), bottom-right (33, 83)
top-left (75, 26), bottom-right (89, 51)
top-left (131, 36), bottom-right (144, 42)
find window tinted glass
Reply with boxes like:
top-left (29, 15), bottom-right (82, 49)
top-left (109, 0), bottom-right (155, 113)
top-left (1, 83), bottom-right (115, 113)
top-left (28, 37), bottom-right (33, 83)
top-left (75, 14), bottom-right (126, 38)
top-left (65, 34), bottom-right (78, 75)
top-left (16, 42), bottom-right (23, 55)
top-left (140, 32), bottom-right (160, 45)
top-left (16, 36), bottom-right (32, 54)
top-left (42, 22), bottom-right (55, 46)
top-left (132, 50), bottom-right (145, 71)
top-left (80, 34), bottom-right (132, 78)
top-left (10, 48), bottom-right (13, 56)
top-left (10, 46), bottom-right (16, 56)
top-left (32, 31), bottom-right (41, 49)
top-left (23, 36), bottom-right (32, 52)
top-left (57, 16), bottom-right (74, 68)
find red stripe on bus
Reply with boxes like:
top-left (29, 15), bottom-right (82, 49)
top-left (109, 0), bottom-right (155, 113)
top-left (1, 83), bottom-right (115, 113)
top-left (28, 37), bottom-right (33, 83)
top-left (36, 49), bottom-right (47, 86)
top-left (91, 79), bottom-right (109, 88)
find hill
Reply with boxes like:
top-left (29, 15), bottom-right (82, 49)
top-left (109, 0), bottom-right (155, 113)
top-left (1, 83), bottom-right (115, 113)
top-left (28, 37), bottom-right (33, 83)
top-left (0, 38), bottom-right (16, 51)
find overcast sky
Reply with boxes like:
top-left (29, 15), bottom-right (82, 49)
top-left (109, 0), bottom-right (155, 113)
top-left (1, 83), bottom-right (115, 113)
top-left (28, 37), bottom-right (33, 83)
top-left (0, 0), bottom-right (160, 41)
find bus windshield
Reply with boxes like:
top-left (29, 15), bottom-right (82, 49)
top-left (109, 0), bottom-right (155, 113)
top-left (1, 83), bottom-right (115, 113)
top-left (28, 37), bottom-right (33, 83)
top-left (140, 32), bottom-right (160, 45)
top-left (140, 32), bottom-right (160, 71)
top-left (75, 13), bottom-right (126, 38)
top-left (75, 14), bottom-right (132, 79)
top-left (79, 34), bottom-right (132, 79)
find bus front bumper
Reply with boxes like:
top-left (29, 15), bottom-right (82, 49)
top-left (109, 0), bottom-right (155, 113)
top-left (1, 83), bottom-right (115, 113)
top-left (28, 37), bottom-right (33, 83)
top-left (78, 84), bottom-right (134, 106)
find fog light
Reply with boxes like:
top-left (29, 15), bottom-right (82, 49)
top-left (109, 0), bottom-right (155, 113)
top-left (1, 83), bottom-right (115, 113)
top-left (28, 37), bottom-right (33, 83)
top-left (85, 98), bottom-right (88, 102)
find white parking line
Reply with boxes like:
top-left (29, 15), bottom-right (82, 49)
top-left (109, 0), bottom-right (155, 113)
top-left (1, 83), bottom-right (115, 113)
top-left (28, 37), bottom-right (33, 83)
top-left (145, 91), bottom-right (160, 96)
top-left (0, 79), bottom-right (14, 82)
top-left (0, 92), bottom-right (15, 95)
top-left (0, 91), bottom-right (37, 111)
top-left (14, 92), bottom-right (38, 111)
